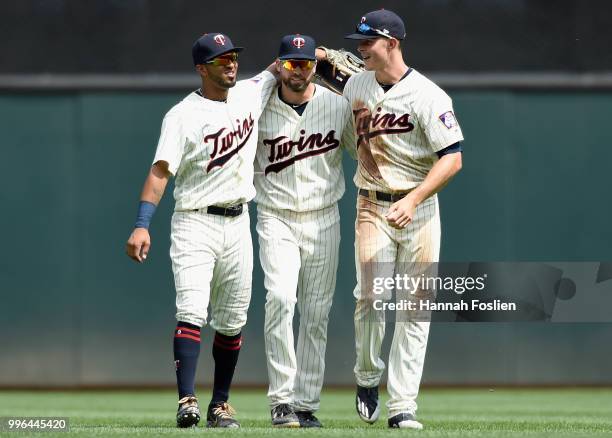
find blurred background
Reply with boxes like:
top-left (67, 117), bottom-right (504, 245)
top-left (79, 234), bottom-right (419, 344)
top-left (1, 0), bottom-right (611, 388)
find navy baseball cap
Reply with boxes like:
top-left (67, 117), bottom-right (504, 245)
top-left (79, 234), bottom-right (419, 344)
top-left (192, 33), bottom-right (244, 65)
top-left (278, 34), bottom-right (316, 60)
top-left (345, 9), bottom-right (406, 40)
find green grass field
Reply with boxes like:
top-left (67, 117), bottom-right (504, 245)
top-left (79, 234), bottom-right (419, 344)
top-left (1, 388), bottom-right (611, 437)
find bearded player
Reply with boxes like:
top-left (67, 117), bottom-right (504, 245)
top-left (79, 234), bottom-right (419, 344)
top-left (254, 34), bottom-right (355, 428)
top-left (126, 33), bottom-right (277, 428)
top-left (318, 9), bottom-right (464, 429)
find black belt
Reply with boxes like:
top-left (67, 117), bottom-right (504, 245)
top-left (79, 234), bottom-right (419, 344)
top-left (359, 189), bottom-right (409, 203)
top-left (205, 204), bottom-right (244, 217)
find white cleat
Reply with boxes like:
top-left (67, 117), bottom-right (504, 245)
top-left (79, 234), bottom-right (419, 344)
top-left (388, 412), bottom-right (423, 430)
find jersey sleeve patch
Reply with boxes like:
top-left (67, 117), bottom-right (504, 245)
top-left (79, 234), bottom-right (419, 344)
top-left (439, 111), bottom-right (458, 129)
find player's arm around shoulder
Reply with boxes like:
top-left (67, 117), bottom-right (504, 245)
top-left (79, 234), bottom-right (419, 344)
top-left (235, 69), bottom-right (279, 115)
top-left (125, 160), bottom-right (171, 263)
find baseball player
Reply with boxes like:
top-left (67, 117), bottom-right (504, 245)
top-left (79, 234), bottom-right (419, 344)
top-left (254, 34), bottom-right (355, 428)
top-left (125, 33), bottom-right (277, 429)
top-left (318, 9), bottom-right (464, 429)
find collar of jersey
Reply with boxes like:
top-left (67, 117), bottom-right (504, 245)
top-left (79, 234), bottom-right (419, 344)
top-left (276, 84), bottom-right (317, 110)
top-left (195, 88), bottom-right (227, 103)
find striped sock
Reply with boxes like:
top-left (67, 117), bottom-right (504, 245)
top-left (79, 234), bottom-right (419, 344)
top-left (173, 322), bottom-right (201, 399)
top-left (211, 332), bottom-right (242, 403)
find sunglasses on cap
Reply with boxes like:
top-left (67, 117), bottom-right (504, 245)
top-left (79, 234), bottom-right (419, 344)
top-left (357, 23), bottom-right (393, 39)
top-left (206, 52), bottom-right (239, 66)
top-left (281, 59), bottom-right (316, 71)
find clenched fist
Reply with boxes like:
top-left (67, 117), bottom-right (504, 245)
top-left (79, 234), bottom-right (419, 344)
top-left (126, 228), bottom-right (151, 263)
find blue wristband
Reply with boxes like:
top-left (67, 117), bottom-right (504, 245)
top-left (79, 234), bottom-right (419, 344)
top-left (134, 201), bottom-right (157, 229)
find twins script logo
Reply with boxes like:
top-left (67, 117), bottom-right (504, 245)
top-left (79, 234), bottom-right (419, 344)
top-left (214, 34), bottom-right (226, 46)
top-left (263, 129), bottom-right (340, 175)
top-left (353, 107), bottom-right (415, 143)
top-left (292, 37), bottom-right (305, 48)
top-left (205, 113), bottom-right (255, 172)
top-left (353, 107), bottom-right (415, 180)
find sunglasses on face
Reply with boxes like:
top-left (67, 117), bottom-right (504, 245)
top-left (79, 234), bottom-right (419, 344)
top-left (281, 59), bottom-right (316, 71)
top-left (206, 52), bottom-right (239, 66)
top-left (357, 22), bottom-right (393, 39)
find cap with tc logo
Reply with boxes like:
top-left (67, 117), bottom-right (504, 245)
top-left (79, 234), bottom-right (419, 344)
top-left (278, 34), bottom-right (317, 60)
top-left (192, 33), bottom-right (244, 65)
top-left (345, 9), bottom-right (406, 40)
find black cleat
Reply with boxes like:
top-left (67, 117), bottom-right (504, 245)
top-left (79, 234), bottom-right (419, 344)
top-left (388, 412), bottom-right (423, 429)
top-left (356, 385), bottom-right (380, 424)
top-left (296, 411), bottom-right (322, 428)
top-left (271, 404), bottom-right (300, 428)
top-left (207, 402), bottom-right (240, 428)
top-left (176, 395), bottom-right (200, 428)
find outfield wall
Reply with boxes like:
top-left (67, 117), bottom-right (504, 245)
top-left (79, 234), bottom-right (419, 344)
top-left (1, 88), bottom-right (611, 386)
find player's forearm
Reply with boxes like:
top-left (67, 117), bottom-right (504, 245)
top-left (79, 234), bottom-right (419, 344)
top-left (264, 62), bottom-right (281, 84)
top-left (140, 162), bottom-right (171, 205)
top-left (407, 152), bottom-right (462, 205)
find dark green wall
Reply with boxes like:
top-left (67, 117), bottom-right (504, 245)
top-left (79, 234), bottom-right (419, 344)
top-left (3, 0), bottom-right (611, 73)
top-left (1, 90), bottom-right (611, 386)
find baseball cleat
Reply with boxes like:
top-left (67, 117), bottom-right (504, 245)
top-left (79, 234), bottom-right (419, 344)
top-left (176, 395), bottom-right (200, 428)
top-left (207, 402), bottom-right (240, 428)
top-left (356, 385), bottom-right (380, 423)
top-left (271, 404), bottom-right (300, 428)
top-left (388, 412), bottom-right (423, 430)
top-left (295, 411), bottom-right (322, 428)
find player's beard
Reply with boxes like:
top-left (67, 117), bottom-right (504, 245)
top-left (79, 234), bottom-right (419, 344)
top-left (282, 75), bottom-right (311, 92)
top-left (210, 72), bottom-right (237, 89)
top-left (205, 66), bottom-right (237, 90)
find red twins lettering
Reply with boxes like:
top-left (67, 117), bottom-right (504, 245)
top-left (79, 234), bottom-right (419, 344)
top-left (263, 130), bottom-right (340, 175)
top-left (353, 108), bottom-right (414, 140)
top-left (354, 107), bottom-right (414, 148)
top-left (205, 114), bottom-right (255, 172)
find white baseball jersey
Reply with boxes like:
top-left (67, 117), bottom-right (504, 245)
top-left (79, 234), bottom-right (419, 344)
top-left (343, 68), bottom-right (464, 193)
top-left (153, 71), bottom-right (276, 211)
top-left (254, 84), bottom-right (354, 212)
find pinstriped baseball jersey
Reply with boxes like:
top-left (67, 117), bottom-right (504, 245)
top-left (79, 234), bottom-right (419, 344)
top-left (254, 85), bottom-right (355, 212)
top-left (153, 71), bottom-right (276, 211)
top-left (343, 69), bottom-right (464, 192)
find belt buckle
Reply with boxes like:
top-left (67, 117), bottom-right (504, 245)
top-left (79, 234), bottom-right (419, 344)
top-left (228, 204), bottom-right (242, 216)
